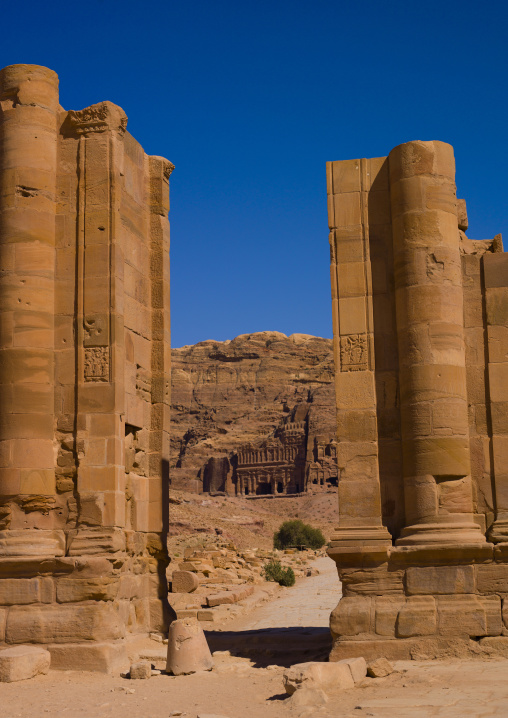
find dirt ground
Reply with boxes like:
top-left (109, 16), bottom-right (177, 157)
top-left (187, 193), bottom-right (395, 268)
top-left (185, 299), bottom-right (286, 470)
top-left (2, 556), bottom-right (508, 718)
top-left (166, 489), bottom-right (339, 556)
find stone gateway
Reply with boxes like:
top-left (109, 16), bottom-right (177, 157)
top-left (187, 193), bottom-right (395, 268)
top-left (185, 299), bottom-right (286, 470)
top-left (327, 140), bottom-right (508, 660)
top-left (0, 64), bottom-right (173, 671)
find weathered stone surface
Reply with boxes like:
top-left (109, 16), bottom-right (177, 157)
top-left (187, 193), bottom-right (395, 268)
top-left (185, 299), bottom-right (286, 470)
top-left (283, 661), bottom-right (354, 695)
top-left (130, 661), bottom-right (151, 679)
top-left (406, 566), bottom-right (475, 595)
top-left (336, 656), bottom-right (367, 684)
top-left (0, 645), bottom-right (50, 682)
top-left (330, 597), bottom-right (371, 637)
top-left (289, 687), bottom-right (328, 707)
top-left (367, 657), bottom-right (394, 678)
top-left (166, 617), bottom-right (214, 675)
top-left (171, 332), bottom-right (337, 494)
top-left (5, 604), bottom-right (124, 644)
top-left (397, 596), bottom-right (437, 637)
top-left (48, 642), bottom-right (128, 673)
top-left (171, 571), bottom-right (199, 594)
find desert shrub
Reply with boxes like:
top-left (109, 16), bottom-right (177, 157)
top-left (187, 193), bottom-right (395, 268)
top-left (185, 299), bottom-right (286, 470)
top-left (263, 559), bottom-right (296, 587)
top-left (273, 519), bottom-right (326, 550)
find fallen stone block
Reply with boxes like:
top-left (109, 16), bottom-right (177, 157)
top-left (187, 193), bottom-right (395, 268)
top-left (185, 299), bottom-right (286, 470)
top-left (48, 642), bottom-right (128, 673)
top-left (130, 661), bottom-right (151, 679)
top-left (289, 687), bottom-right (328, 707)
top-left (0, 645), bottom-right (50, 682)
top-left (206, 591), bottom-right (237, 607)
top-left (172, 571), bottom-right (199, 594)
top-left (367, 657), bottom-right (394, 678)
top-left (166, 617), bottom-right (214, 676)
top-left (176, 609), bottom-right (198, 619)
top-left (337, 656), bottom-right (367, 684)
top-left (283, 661), bottom-right (354, 695)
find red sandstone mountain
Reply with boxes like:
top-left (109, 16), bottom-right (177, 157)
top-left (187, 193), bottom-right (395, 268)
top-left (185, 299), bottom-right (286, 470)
top-left (170, 331), bottom-right (337, 493)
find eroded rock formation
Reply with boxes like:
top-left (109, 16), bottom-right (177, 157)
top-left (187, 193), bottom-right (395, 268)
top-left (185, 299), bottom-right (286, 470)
top-left (171, 332), bottom-right (338, 494)
top-left (0, 64), bottom-right (172, 671)
top-left (327, 140), bottom-right (508, 660)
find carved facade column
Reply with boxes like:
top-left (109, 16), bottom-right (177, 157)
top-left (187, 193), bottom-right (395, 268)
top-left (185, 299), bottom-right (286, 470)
top-left (327, 157), bottom-right (392, 552)
top-left (389, 140), bottom-right (485, 545)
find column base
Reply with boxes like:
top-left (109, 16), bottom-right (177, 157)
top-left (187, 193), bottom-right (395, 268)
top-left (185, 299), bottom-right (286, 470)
top-left (328, 525), bottom-right (393, 549)
top-left (488, 519), bottom-right (508, 544)
top-left (396, 521), bottom-right (487, 546)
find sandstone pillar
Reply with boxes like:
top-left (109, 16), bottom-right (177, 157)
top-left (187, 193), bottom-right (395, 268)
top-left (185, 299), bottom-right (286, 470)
top-left (327, 157), bottom-right (391, 551)
top-left (389, 140), bottom-right (484, 545)
top-left (0, 65), bottom-right (61, 556)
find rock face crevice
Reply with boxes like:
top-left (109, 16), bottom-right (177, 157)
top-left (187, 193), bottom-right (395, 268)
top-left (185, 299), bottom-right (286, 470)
top-left (171, 332), bottom-right (338, 494)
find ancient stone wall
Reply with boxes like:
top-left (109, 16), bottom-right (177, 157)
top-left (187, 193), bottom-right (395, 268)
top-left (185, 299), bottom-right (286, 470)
top-left (327, 140), bottom-right (508, 660)
top-left (0, 64), bottom-right (173, 671)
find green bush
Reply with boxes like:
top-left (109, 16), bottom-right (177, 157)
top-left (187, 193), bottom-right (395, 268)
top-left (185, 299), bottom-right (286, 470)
top-left (262, 559), bottom-right (296, 587)
top-left (273, 519), bottom-right (326, 550)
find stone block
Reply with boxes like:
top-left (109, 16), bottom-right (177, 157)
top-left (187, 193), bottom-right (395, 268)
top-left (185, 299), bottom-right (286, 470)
top-left (130, 661), bottom-right (151, 679)
top-left (336, 656), bottom-right (367, 684)
top-left (476, 564), bottom-right (508, 594)
top-left (0, 645), bottom-right (50, 682)
top-left (56, 577), bottom-right (118, 603)
top-left (367, 657), bottom-right (393, 678)
top-left (5, 603), bottom-right (124, 644)
top-left (397, 596), bottom-right (437, 637)
top-left (340, 566), bottom-right (404, 595)
top-left (0, 578), bottom-right (40, 605)
top-left (489, 364), bottom-right (508, 403)
top-left (283, 661), bottom-right (354, 695)
top-left (207, 591), bottom-right (237, 607)
top-left (484, 254), bottom-right (508, 289)
top-left (330, 596), bottom-right (372, 638)
top-left (48, 642), bottom-right (128, 673)
top-left (437, 596), bottom-right (487, 637)
top-left (375, 597), bottom-right (405, 636)
top-left (480, 595), bottom-right (502, 636)
top-left (406, 565), bottom-right (475, 595)
top-left (171, 570), bottom-right (199, 594)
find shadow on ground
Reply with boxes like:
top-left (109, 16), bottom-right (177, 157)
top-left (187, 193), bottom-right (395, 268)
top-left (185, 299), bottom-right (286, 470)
top-left (204, 626), bottom-right (331, 667)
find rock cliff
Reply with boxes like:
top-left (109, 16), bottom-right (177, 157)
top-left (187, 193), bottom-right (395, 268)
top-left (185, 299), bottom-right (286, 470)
top-left (170, 332), bottom-right (336, 493)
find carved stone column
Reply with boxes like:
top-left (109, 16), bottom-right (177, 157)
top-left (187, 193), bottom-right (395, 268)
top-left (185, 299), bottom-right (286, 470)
top-left (0, 65), bottom-right (62, 556)
top-left (389, 140), bottom-right (485, 546)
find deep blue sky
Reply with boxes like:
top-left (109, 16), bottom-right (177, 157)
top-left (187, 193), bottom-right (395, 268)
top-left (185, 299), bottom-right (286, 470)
top-left (2, 1), bottom-right (506, 347)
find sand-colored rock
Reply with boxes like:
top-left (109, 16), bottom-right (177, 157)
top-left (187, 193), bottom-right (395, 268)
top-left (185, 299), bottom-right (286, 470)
top-left (172, 571), bottom-right (199, 594)
top-left (283, 661), bottom-right (354, 695)
top-left (171, 332), bottom-right (337, 494)
top-left (367, 658), bottom-right (394, 678)
top-left (130, 661), bottom-right (151, 679)
top-left (166, 617), bottom-right (214, 675)
top-left (0, 645), bottom-right (50, 682)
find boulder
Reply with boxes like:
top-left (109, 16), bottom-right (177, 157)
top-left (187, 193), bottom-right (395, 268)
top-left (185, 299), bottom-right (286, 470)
top-left (0, 645), bottom-right (50, 682)
top-left (166, 617), bottom-right (214, 675)
top-left (283, 661), bottom-right (354, 695)
top-left (367, 657), bottom-right (394, 678)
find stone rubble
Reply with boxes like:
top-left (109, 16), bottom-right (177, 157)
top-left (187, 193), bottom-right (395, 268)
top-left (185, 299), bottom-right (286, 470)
top-left (168, 541), bottom-right (323, 623)
top-left (367, 657), bottom-right (394, 678)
